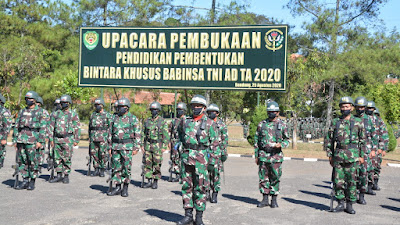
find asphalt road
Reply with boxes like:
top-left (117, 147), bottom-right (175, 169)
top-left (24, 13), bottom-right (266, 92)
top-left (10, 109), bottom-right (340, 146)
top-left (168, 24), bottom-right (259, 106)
top-left (0, 146), bottom-right (399, 225)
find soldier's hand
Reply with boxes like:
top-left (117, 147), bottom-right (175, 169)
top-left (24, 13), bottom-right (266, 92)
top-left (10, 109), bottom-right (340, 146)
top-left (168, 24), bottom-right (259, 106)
top-left (369, 151), bottom-right (376, 158)
top-left (132, 150), bottom-right (138, 156)
top-left (73, 142), bottom-right (78, 146)
top-left (141, 146), bottom-right (144, 153)
top-left (1, 140), bottom-right (6, 145)
top-left (377, 149), bottom-right (383, 154)
top-left (382, 151), bottom-right (386, 157)
top-left (329, 157), bottom-right (333, 167)
top-left (108, 150), bottom-right (112, 156)
top-left (36, 142), bottom-right (42, 149)
top-left (14, 143), bottom-right (17, 149)
top-left (50, 141), bottom-right (54, 148)
top-left (161, 148), bottom-right (167, 153)
top-left (275, 143), bottom-right (281, 148)
top-left (255, 157), bottom-right (259, 165)
top-left (359, 157), bottom-right (364, 164)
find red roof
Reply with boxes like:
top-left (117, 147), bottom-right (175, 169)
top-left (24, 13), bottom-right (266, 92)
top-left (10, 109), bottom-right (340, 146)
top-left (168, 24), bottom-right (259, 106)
top-left (100, 90), bottom-right (180, 105)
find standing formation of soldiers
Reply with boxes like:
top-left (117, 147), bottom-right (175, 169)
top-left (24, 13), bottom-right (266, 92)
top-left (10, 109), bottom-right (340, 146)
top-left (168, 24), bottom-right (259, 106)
top-left (287, 117), bottom-right (326, 141)
top-left (0, 93), bottom-right (12, 169)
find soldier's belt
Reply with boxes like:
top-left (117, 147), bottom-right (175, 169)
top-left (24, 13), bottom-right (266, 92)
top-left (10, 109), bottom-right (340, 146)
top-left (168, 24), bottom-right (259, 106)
top-left (112, 138), bottom-right (133, 144)
top-left (336, 143), bottom-right (357, 150)
top-left (55, 133), bottom-right (73, 138)
top-left (19, 127), bottom-right (40, 132)
top-left (90, 127), bottom-right (108, 131)
top-left (183, 143), bottom-right (207, 150)
top-left (259, 147), bottom-right (281, 153)
top-left (146, 139), bottom-right (160, 144)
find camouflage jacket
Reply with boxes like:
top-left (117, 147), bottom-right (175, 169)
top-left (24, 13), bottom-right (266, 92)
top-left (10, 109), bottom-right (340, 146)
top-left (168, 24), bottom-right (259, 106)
top-left (254, 118), bottom-right (289, 163)
top-left (89, 110), bottom-right (112, 143)
top-left (143, 116), bottom-right (169, 153)
top-left (38, 107), bottom-right (50, 144)
top-left (169, 117), bottom-right (183, 146)
top-left (13, 105), bottom-right (48, 144)
top-left (0, 105), bottom-right (12, 141)
top-left (355, 113), bottom-right (377, 153)
top-left (374, 115), bottom-right (389, 151)
top-left (49, 109), bottom-right (81, 144)
top-left (324, 115), bottom-right (366, 163)
top-left (216, 118), bottom-right (228, 155)
top-left (178, 114), bottom-right (219, 166)
top-left (111, 112), bottom-right (141, 151)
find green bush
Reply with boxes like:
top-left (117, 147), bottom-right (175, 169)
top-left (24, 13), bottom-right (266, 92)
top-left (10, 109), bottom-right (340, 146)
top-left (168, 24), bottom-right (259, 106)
top-left (247, 106), bottom-right (267, 146)
top-left (387, 125), bottom-right (397, 152)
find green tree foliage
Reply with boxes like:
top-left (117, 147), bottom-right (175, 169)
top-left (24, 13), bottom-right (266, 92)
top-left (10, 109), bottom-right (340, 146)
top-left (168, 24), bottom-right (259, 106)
top-left (247, 106), bottom-right (267, 146)
top-left (387, 125), bottom-right (397, 152)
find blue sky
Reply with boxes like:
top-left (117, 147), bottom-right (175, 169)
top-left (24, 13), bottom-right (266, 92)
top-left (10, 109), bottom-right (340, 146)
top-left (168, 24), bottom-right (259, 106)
top-left (172, 0), bottom-right (399, 34)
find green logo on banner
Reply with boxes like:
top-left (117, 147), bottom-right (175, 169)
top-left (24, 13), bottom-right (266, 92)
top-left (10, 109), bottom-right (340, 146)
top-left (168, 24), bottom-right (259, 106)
top-left (83, 31), bottom-right (99, 50)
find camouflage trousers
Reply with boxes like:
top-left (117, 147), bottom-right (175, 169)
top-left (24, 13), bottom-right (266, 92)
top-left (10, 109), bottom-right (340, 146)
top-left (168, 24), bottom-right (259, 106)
top-left (373, 153), bottom-right (383, 179)
top-left (170, 149), bottom-right (180, 175)
top-left (207, 159), bottom-right (221, 192)
top-left (182, 162), bottom-right (209, 211)
top-left (111, 150), bottom-right (132, 184)
top-left (0, 144), bottom-right (6, 167)
top-left (35, 146), bottom-right (45, 167)
top-left (17, 143), bottom-right (40, 179)
top-left (259, 161), bottom-right (282, 195)
top-left (54, 142), bottom-right (73, 175)
top-left (334, 162), bottom-right (358, 202)
top-left (144, 150), bottom-right (162, 180)
top-left (357, 155), bottom-right (374, 192)
top-left (89, 141), bottom-right (108, 169)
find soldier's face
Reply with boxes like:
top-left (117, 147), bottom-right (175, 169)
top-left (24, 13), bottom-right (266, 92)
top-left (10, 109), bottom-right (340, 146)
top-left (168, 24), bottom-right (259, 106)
top-left (356, 106), bottom-right (365, 110)
top-left (191, 103), bottom-right (205, 115)
top-left (340, 104), bottom-right (353, 111)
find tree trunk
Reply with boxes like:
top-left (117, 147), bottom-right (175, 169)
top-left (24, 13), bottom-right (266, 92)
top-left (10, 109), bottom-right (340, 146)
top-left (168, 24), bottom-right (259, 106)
top-left (325, 79), bottom-right (335, 130)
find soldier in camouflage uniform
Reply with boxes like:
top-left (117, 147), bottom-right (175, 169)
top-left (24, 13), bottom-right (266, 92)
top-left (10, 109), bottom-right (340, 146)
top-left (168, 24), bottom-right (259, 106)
top-left (13, 91), bottom-right (48, 190)
top-left (88, 98), bottom-right (112, 177)
top-left (324, 97), bottom-right (366, 214)
top-left (254, 101), bottom-right (289, 208)
top-left (0, 93), bottom-right (12, 169)
top-left (49, 94), bottom-right (81, 184)
top-left (372, 108), bottom-right (388, 191)
top-left (206, 104), bottom-right (228, 204)
top-left (169, 102), bottom-right (187, 182)
top-left (176, 95), bottom-right (219, 225)
top-left (353, 97), bottom-right (376, 205)
top-left (35, 96), bottom-right (50, 172)
top-left (107, 98), bottom-right (141, 197)
top-left (142, 101), bottom-right (169, 189)
top-left (364, 101), bottom-right (379, 195)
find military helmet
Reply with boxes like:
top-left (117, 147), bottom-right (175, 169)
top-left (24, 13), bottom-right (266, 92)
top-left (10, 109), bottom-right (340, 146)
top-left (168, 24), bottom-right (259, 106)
top-left (267, 101), bottom-right (280, 112)
top-left (149, 101), bottom-right (161, 111)
top-left (0, 93), bottom-right (6, 104)
top-left (176, 102), bottom-right (187, 111)
top-left (118, 97), bottom-right (131, 108)
top-left (366, 101), bottom-right (376, 109)
top-left (206, 103), bottom-right (220, 112)
top-left (354, 96), bottom-right (367, 107)
top-left (94, 98), bottom-right (105, 106)
top-left (190, 95), bottom-right (207, 107)
top-left (60, 94), bottom-right (72, 104)
top-left (37, 96), bottom-right (44, 105)
top-left (374, 107), bottom-right (380, 115)
top-left (54, 98), bottom-right (61, 105)
top-left (25, 91), bottom-right (39, 101)
top-left (339, 96), bottom-right (354, 106)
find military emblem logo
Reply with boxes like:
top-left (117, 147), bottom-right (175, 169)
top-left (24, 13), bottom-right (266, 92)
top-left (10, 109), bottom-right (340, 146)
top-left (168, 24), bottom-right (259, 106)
top-left (265, 29), bottom-right (284, 52)
top-left (83, 31), bottom-right (99, 50)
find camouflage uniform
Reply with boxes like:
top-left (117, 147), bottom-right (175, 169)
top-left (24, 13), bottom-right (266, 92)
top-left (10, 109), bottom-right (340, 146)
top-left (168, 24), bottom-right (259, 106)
top-left (0, 97), bottom-right (12, 168)
top-left (36, 98), bottom-right (50, 171)
top-left (373, 110), bottom-right (389, 189)
top-left (13, 92), bottom-right (48, 188)
top-left (49, 98), bottom-right (80, 180)
top-left (88, 108), bottom-right (112, 174)
top-left (169, 116), bottom-right (183, 178)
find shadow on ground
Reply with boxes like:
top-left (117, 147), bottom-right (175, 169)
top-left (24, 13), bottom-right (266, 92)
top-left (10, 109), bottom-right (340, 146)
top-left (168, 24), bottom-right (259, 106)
top-left (90, 184), bottom-right (109, 194)
top-left (75, 169), bottom-right (90, 176)
top-left (299, 190), bottom-right (330, 199)
top-left (380, 205), bottom-right (400, 212)
top-left (171, 190), bottom-right (181, 196)
top-left (283, 197), bottom-right (329, 211)
top-left (144, 209), bottom-right (183, 223)
top-left (313, 184), bottom-right (331, 189)
top-left (222, 193), bottom-right (258, 205)
top-left (2, 179), bottom-right (16, 188)
top-left (388, 197), bottom-right (400, 203)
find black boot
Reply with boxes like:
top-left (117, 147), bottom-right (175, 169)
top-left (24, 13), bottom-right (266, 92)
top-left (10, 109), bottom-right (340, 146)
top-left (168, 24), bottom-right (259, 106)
top-left (99, 168), bottom-right (105, 177)
top-left (206, 190), bottom-right (211, 202)
top-left (357, 193), bottom-right (366, 205)
top-left (16, 178), bottom-right (29, 190)
top-left (366, 183), bottom-right (376, 195)
top-left (270, 195), bottom-right (279, 208)
top-left (27, 178), bottom-right (36, 190)
top-left (176, 208), bottom-right (193, 225)
top-left (333, 199), bottom-right (345, 212)
top-left (107, 184), bottom-right (122, 196)
top-left (171, 174), bottom-right (180, 182)
top-left (257, 194), bottom-right (269, 208)
top-left (0, 158), bottom-right (4, 168)
top-left (49, 173), bottom-right (63, 183)
top-left (210, 191), bottom-right (218, 203)
top-left (63, 174), bottom-right (69, 184)
top-left (373, 178), bottom-right (381, 191)
top-left (93, 168), bottom-right (100, 176)
top-left (143, 179), bottom-right (152, 188)
top-left (121, 183), bottom-right (129, 197)
top-left (195, 211), bottom-right (204, 225)
top-left (345, 201), bottom-right (356, 214)
top-left (152, 179), bottom-right (158, 189)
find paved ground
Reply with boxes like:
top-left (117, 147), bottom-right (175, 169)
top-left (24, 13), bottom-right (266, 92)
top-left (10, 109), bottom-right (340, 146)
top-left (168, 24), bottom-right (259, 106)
top-left (0, 146), bottom-right (399, 225)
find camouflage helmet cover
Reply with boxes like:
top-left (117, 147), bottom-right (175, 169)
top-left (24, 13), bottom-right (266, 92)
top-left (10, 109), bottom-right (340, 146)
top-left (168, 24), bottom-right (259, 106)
top-left (206, 103), bottom-right (220, 112)
top-left (267, 101), bottom-right (280, 111)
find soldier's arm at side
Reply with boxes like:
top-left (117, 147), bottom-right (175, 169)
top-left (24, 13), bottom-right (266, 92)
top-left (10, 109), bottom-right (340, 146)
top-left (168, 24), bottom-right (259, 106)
top-left (358, 122), bottom-right (366, 164)
top-left (254, 123), bottom-right (261, 164)
top-left (161, 120), bottom-right (170, 152)
top-left (73, 112), bottom-right (81, 145)
top-left (280, 122), bottom-right (290, 148)
top-left (12, 110), bottom-right (21, 145)
top-left (132, 116), bottom-right (142, 153)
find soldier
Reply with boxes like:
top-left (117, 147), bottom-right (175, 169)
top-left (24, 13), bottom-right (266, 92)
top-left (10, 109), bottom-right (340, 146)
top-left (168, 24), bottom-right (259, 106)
top-left (353, 96), bottom-right (376, 204)
top-left (169, 102), bottom-right (187, 182)
top-left (0, 93), bottom-right (12, 169)
top-left (88, 98), bottom-right (112, 177)
top-left (206, 103), bottom-right (228, 204)
top-left (113, 100), bottom-right (119, 115)
top-left (107, 98), bottom-right (141, 197)
top-left (372, 107), bottom-right (389, 191)
top-left (254, 101), bottom-right (289, 208)
top-left (35, 96), bottom-right (50, 172)
top-left (324, 97), bottom-right (366, 214)
top-left (12, 91), bottom-right (48, 190)
top-left (142, 101), bottom-right (169, 189)
top-left (176, 95), bottom-right (219, 225)
top-left (49, 94), bottom-right (81, 184)
top-left (364, 101), bottom-right (378, 195)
